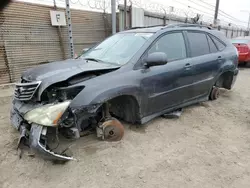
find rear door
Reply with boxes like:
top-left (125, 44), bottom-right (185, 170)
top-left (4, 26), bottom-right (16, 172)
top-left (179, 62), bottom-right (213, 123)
top-left (185, 31), bottom-right (222, 98)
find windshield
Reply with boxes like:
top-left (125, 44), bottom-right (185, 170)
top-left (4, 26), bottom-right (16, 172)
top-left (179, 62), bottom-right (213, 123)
top-left (80, 33), bottom-right (153, 65)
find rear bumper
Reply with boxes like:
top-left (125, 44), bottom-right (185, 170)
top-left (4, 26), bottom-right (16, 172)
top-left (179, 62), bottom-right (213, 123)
top-left (10, 102), bottom-right (74, 161)
top-left (231, 68), bottom-right (239, 89)
top-left (234, 68), bottom-right (239, 75)
top-left (238, 53), bottom-right (250, 63)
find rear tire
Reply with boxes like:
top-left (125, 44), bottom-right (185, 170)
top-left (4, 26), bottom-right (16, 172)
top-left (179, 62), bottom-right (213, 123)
top-left (209, 87), bottom-right (220, 100)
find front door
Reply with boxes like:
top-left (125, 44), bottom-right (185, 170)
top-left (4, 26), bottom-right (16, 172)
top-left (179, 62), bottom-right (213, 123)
top-left (140, 31), bottom-right (195, 115)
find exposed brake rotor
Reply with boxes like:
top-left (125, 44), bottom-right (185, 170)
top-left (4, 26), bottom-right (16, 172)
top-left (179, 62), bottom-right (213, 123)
top-left (102, 119), bottom-right (124, 142)
top-left (210, 86), bottom-right (220, 100)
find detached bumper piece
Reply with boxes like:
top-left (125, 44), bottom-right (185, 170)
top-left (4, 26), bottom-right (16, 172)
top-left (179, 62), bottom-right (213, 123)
top-left (29, 124), bottom-right (74, 161)
top-left (162, 108), bottom-right (183, 119)
top-left (15, 123), bottom-right (74, 162)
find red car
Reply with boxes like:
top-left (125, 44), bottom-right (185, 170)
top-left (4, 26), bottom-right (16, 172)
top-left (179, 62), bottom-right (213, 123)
top-left (231, 37), bottom-right (250, 65)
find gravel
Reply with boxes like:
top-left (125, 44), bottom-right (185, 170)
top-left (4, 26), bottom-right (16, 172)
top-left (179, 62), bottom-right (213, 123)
top-left (1, 67), bottom-right (250, 188)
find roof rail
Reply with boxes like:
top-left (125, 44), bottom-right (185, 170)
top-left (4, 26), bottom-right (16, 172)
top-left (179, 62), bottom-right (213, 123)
top-left (130, 24), bottom-right (165, 30)
top-left (129, 23), bottom-right (213, 31)
top-left (163, 23), bottom-right (213, 30)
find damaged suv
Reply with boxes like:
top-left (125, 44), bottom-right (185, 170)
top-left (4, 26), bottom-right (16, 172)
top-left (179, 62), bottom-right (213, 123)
top-left (10, 24), bottom-right (239, 161)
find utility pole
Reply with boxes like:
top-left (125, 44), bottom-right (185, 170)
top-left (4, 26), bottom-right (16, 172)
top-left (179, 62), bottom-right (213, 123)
top-left (65, 0), bottom-right (74, 58)
top-left (53, 0), bottom-right (66, 59)
top-left (111, 0), bottom-right (116, 34)
top-left (124, 0), bottom-right (127, 30)
top-left (213, 0), bottom-right (220, 26)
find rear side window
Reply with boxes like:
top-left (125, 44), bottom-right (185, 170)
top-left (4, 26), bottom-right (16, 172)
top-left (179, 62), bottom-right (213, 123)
top-left (211, 36), bottom-right (226, 51)
top-left (207, 35), bottom-right (218, 53)
top-left (187, 32), bottom-right (210, 57)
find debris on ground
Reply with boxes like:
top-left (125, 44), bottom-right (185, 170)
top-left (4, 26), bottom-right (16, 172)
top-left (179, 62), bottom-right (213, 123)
top-left (162, 108), bottom-right (183, 119)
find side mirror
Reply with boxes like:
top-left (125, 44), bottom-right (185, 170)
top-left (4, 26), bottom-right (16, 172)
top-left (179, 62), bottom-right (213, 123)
top-left (144, 52), bottom-right (168, 68)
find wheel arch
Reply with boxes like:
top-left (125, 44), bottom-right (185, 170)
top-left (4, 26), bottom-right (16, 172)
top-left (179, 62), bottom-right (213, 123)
top-left (108, 95), bottom-right (141, 124)
top-left (95, 94), bottom-right (141, 124)
top-left (215, 70), bottom-right (235, 90)
top-left (70, 85), bottom-right (144, 124)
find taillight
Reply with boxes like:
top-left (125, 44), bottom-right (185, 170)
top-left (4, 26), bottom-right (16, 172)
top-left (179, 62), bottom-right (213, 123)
top-left (233, 43), bottom-right (249, 53)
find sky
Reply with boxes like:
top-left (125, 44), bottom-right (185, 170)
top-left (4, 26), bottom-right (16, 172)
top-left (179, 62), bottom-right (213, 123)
top-left (16, 0), bottom-right (250, 27)
top-left (152, 0), bottom-right (250, 27)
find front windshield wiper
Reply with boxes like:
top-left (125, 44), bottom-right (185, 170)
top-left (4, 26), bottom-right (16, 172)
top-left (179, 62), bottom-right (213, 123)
top-left (83, 57), bottom-right (102, 62)
top-left (83, 57), bottom-right (121, 66)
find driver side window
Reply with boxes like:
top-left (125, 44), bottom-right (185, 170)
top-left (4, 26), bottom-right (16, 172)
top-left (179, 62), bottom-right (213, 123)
top-left (148, 32), bottom-right (187, 61)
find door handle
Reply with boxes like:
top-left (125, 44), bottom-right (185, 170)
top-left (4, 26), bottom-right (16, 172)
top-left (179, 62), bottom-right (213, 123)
top-left (217, 56), bottom-right (223, 62)
top-left (184, 63), bottom-right (191, 69)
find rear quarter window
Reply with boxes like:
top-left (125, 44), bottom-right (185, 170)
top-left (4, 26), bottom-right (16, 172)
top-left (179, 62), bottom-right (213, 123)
top-left (210, 35), bottom-right (226, 51)
top-left (207, 35), bottom-right (218, 53)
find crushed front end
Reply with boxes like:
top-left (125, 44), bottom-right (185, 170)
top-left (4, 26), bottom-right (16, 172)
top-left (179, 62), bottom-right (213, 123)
top-left (9, 59), bottom-right (126, 161)
top-left (10, 70), bottom-right (126, 161)
top-left (10, 80), bottom-right (77, 161)
top-left (10, 78), bottom-right (100, 162)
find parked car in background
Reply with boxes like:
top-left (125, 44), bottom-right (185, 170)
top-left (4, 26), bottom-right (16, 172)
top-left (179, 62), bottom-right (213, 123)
top-left (231, 37), bottom-right (250, 65)
top-left (10, 24), bottom-right (239, 162)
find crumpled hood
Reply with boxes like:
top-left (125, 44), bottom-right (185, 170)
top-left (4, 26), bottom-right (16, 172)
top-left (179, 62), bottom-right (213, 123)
top-left (22, 59), bottom-right (119, 81)
top-left (21, 59), bottom-right (120, 98)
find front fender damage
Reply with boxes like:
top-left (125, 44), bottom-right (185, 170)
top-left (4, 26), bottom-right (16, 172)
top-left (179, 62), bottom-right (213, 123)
top-left (13, 97), bottom-right (121, 161)
top-left (14, 103), bottom-right (103, 162)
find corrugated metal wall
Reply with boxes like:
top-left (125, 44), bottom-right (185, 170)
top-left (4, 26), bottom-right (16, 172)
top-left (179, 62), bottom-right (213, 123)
top-left (0, 2), bottom-right (111, 84)
top-left (131, 7), bottom-right (144, 27)
top-left (0, 25), bottom-right (9, 84)
top-left (71, 9), bottom-right (111, 55)
top-left (119, 9), bottom-right (130, 31)
top-left (144, 16), bottom-right (163, 27)
top-left (166, 19), bottom-right (183, 25)
top-left (2, 2), bottom-right (65, 82)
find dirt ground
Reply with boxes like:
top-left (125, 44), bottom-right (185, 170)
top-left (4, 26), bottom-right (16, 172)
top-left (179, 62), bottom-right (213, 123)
top-left (1, 68), bottom-right (250, 188)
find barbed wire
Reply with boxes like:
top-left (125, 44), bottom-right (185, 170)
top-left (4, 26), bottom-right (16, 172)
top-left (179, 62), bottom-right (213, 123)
top-left (63, 0), bottom-right (197, 19)
top-left (130, 0), bottom-right (246, 27)
top-left (28, 0), bottom-right (245, 28)
top-left (56, 0), bottom-right (127, 11)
